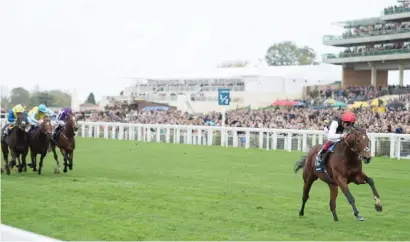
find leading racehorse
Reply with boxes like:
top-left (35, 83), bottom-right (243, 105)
top-left (51, 112), bottom-right (77, 173)
top-left (27, 117), bottom-right (53, 175)
top-left (1, 112), bottom-right (29, 174)
top-left (294, 126), bottom-right (382, 221)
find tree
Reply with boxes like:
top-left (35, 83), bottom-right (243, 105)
top-left (1, 97), bottom-right (10, 109)
top-left (48, 90), bottom-right (71, 107)
top-left (265, 41), bottom-right (318, 66)
top-left (85, 92), bottom-right (96, 104)
top-left (30, 91), bottom-right (53, 106)
top-left (9, 87), bottom-right (30, 106)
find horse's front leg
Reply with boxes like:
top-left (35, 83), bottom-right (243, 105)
top-left (2, 144), bottom-right (10, 175)
top-left (68, 151), bottom-right (74, 170)
top-left (60, 148), bottom-right (68, 173)
top-left (30, 149), bottom-right (37, 172)
top-left (336, 176), bottom-right (364, 221)
top-left (10, 149), bottom-right (17, 170)
top-left (38, 152), bottom-right (47, 175)
top-left (22, 150), bottom-right (28, 172)
top-left (16, 154), bottom-right (23, 173)
top-left (360, 173), bottom-right (382, 212)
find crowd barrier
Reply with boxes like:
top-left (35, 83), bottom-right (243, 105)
top-left (1, 119), bottom-right (410, 159)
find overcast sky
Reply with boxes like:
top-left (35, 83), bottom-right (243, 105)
top-left (0, 0), bottom-right (397, 101)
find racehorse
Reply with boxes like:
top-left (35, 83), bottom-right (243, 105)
top-left (1, 112), bottom-right (29, 175)
top-left (51, 112), bottom-right (77, 173)
top-left (294, 127), bottom-right (382, 222)
top-left (27, 117), bottom-right (53, 175)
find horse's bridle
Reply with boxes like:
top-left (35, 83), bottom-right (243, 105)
top-left (342, 128), bottom-right (370, 159)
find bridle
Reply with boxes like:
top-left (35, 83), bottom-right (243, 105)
top-left (342, 126), bottom-right (370, 159)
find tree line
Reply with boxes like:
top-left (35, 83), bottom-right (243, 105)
top-left (1, 87), bottom-right (98, 109)
top-left (219, 41), bottom-right (319, 68)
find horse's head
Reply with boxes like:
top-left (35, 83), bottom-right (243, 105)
top-left (344, 127), bottom-right (371, 164)
top-left (15, 112), bottom-right (27, 130)
top-left (39, 117), bottom-right (53, 139)
top-left (67, 113), bottom-right (78, 132)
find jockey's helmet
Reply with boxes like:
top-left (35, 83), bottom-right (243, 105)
top-left (341, 111), bottom-right (356, 123)
top-left (65, 107), bottom-right (73, 114)
top-left (38, 104), bottom-right (47, 113)
top-left (14, 105), bottom-right (25, 113)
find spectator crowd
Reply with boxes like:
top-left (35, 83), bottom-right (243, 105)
top-left (74, 85), bottom-right (410, 134)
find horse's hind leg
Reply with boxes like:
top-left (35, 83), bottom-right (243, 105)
top-left (328, 184), bottom-right (339, 221)
top-left (299, 171), bottom-right (317, 216)
top-left (51, 144), bottom-right (61, 173)
top-left (355, 172), bottom-right (382, 212)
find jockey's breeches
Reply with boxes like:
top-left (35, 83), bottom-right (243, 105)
top-left (323, 140), bottom-right (334, 151)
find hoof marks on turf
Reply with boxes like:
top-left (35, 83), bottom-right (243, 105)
top-left (256, 206), bottom-right (263, 210)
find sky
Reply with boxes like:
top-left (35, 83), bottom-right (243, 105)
top-left (0, 0), bottom-right (398, 101)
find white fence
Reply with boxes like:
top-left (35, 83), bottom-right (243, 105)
top-left (74, 121), bottom-right (410, 160)
top-left (1, 118), bottom-right (410, 159)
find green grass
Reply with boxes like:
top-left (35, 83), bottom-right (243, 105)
top-left (1, 138), bottom-right (410, 240)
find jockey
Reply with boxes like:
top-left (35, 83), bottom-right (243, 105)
top-left (315, 111), bottom-right (356, 171)
top-left (2, 104), bottom-right (28, 137)
top-left (53, 107), bottom-right (73, 137)
top-left (27, 104), bottom-right (55, 133)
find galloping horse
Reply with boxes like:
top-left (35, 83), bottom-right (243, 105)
top-left (1, 112), bottom-right (29, 175)
top-left (27, 117), bottom-right (53, 175)
top-left (51, 112), bottom-right (77, 173)
top-left (294, 127), bottom-right (382, 221)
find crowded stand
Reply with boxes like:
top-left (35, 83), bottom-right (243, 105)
top-left (69, 85), bottom-right (410, 134)
top-left (342, 22), bottom-right (410, 39)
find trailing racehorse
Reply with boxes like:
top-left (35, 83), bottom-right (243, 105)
top-left (27, 117), bottom-right (53, 175)
top-left (1, 112), bottom-right (29, 175)
top-left (294, 127), bottom-right (382, 221)
top-left (51, 112), bottom-right (77, 173)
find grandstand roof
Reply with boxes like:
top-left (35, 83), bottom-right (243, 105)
top-left (333, 17), bottom-right (384, 28)
top-left (132, 64), bottom-right (342, 84)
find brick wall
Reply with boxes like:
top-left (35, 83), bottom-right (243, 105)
top-left (342, 67), bottom-right (388, 87)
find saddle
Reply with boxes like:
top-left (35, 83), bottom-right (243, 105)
top-left (53, 127), bottom-right (62, 143)
top-left (323, 141), bottom-right (340, 164)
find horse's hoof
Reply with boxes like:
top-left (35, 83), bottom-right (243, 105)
top-left (6, 170), bottom-right (10, 175)
top-left (375, 204), bottom-right (383, 212)
top-left (356, 216), bottom-right (365, 221)
top-left (63, 169), bottom-right (68, 173)
top-left (299, 212), bottom-right (304, 216)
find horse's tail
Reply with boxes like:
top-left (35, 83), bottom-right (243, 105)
top-left (294, 155), bottom-right (307, 174)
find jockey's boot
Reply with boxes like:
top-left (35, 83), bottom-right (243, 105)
top-left (315, 148), bottom-right (326, 171)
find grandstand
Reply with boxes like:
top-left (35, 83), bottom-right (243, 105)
top-left (323, 0), bottom-right (410, 87)
top-left (100, 63), bottom-right (343, 113)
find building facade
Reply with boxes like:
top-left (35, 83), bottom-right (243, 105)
top-left (322, 0), bottom-right (410, 87)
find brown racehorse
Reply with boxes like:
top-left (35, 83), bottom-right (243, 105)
top-left (51, 113), bottom-right (77, 173)
top-left (294, 127), bottom-right (382, 222)
top-left (27, 117), bottom-right (53, 175)
top-left (1, 112), bottom-right (29, 175)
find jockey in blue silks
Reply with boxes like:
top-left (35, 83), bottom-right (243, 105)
top-left (27, 104), bottom-right (55, 133)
